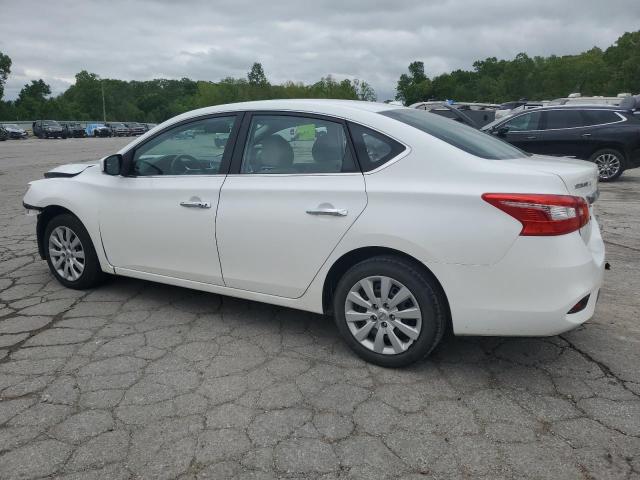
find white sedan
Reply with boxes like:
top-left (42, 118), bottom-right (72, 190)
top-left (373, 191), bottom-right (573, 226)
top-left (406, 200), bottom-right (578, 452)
top-left (23, 100), bottom-right (605, 367)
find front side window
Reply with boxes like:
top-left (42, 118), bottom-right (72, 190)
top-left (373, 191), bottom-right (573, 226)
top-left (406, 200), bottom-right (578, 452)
top-left (240, 115), bottom-right (356, 174)
top-left (132, 116), bottom-right (236, 176)
top-left (504, 111), bottom-right (542, 131)
top-left (543, 110), bottom-right (584, 130)
top-left (381, 108), bottom-right (527, 160)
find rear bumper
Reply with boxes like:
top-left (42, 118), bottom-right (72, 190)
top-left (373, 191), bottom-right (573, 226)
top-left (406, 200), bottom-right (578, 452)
top-left (436, 217), bottom-right (605, 336)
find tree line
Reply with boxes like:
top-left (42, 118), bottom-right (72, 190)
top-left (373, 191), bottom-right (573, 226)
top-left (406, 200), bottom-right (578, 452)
top-left (396, 30), bottom-right (640, 106)
top-left (0, 62), bottom-right (376, 122)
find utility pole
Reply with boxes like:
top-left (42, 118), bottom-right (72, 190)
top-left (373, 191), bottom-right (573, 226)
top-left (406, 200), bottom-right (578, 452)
top-left (101, 81), bottom-right (106, 123)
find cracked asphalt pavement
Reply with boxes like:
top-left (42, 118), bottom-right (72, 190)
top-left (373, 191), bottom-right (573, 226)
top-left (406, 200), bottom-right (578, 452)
top-left (0, 137), bottom-right (639, 480)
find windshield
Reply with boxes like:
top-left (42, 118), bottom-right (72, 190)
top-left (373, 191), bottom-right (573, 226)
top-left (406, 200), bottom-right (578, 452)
top-left (43, 121), bottom-right (60, 126)
top-left (381, 109), bottom-right (527, 160)
top-left (4, 124), bottom-right (19, 129)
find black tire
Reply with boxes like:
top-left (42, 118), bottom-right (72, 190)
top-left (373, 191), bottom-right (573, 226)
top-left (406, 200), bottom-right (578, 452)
top-left (333, 255), bottom-right (447, 367)
top-left (589, 148), bottom-right (624, 182)
top-left (44, 214), bottom-right (107, 289)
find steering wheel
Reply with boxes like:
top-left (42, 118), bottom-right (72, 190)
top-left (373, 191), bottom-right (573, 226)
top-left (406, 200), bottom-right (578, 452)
top-left (170, 154), bottom-right (199, 175)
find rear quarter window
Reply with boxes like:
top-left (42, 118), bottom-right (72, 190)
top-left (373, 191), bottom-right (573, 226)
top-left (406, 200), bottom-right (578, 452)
top-left (581, 110), bottom-right (623, 126)
top-left (381, 108), bottom-right (527, 160)
top-left (348, 123), bottom-right (406, 171)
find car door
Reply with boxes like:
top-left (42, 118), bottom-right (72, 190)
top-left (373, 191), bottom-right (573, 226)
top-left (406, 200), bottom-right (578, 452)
top-left (537, 109), bottom-right (590, 158)
top-left (216, 112), bottom-right (367, 298)
top-left (497, 110), bottom-right (545, 154)
top-left (99, 114), bottom-right (240, 285)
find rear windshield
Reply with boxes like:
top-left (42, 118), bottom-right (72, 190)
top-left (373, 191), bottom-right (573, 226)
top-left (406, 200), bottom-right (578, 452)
top-left (381, 109), bottom-right (528, 160)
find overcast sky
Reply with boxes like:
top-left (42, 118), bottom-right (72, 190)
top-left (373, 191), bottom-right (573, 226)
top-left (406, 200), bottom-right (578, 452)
top-left (1, 0), bottom-right (639, 102)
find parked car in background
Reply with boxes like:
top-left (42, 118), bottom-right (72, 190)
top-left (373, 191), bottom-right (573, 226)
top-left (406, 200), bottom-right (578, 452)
top-left (105, 122), bottom-right (129, 136)
top-left (1, 123), bottom-right (28, 139)
top-left (33, 120), bottom-right (66, 139)
top-left (494, 100), bottom-right (549, 119)
top-left (23, 100), bottom-right (604, 367)
top-left (0, 125), bottom-right (8, 141)
top-left (549, 92), bottom-right (632, 106)
top-left (411, 102), bottom-right (480, 128)
top-left (482, 105), bottom-right (640, 181)
top-left (61, 122), bottom-right (86, 138)
top-left (86, 123), bottom-right (112, 137)
top-left (125, 122), bottom-right (146, 136)
top-left (411, 101), bottom-right (498, 127)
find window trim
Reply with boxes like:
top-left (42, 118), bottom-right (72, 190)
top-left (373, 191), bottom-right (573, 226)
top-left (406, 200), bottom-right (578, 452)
top-left (499, 109), bottom-right (627, 133)
top-left (228, 110), bottom-right (361, 176)
top-left (121, 112), bottom-right (244, 177)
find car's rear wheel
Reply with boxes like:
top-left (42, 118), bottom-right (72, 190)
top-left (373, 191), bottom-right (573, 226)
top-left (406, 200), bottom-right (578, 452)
top-left (333, 256), bottom-right (446, 367)
top-left (45, 214), bottom-right (107, 289)
top-left (590, 149), bottom-right (624, 182)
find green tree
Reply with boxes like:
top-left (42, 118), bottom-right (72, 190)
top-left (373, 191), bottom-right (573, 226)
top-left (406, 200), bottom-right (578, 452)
top-left (247, 62), bottom-right (269, 87)
top-left (396, 61), bottom-right (432, 105)
top-left (353, 79), bottom-right (377, 101)
top-left (0, 51), bottom-right (11, 101)
top-left (15, 79), bottom-right (51, 118)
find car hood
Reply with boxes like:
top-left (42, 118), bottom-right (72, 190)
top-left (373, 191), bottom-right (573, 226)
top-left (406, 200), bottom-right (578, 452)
top-left (6, 127), bottom-right (25, 133)
top-left (44, 163), bottom-right (97, 178)
top-left (508, 155), bottom-right (599, 201)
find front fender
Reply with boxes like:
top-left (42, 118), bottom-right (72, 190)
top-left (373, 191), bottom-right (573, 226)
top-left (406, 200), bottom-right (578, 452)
top-left (23, 176), bottom-right (114, 274)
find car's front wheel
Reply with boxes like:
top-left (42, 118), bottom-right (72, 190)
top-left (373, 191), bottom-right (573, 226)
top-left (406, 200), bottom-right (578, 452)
top-left (590, 149), bottom-right (624, 182)
top-left (45, 214), bottom-right (106, 289)
top-left (333, 256), bottom-right (447, 367)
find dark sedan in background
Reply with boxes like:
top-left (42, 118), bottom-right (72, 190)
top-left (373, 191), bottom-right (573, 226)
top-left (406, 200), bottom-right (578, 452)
top-left (1, 124), bottom-right (28, 139)
top-left (105, 122), bottom-right (129, 136)
top-left (125, 122), bottom-right (146, 135)
top-left (32, 120), bottom-right (66, 139)
top-left (482, 104), bottom-right (640, 181)
top-left (60, 122), bottom-right (86, 138)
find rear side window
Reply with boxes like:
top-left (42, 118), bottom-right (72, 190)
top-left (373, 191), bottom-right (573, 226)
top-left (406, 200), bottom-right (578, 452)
top-left (581, 110), bottom-right (623, 126)
top-left (348, 123), bottom-right (406, 171)
top-left (381, 108), bottom-right (527, 160)
top-left (544, 110), bottom-right (584, 129)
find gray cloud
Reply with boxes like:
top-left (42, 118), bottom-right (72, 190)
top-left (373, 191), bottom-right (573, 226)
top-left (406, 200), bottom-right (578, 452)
top-left (1, 0), bottom-right (639, 101)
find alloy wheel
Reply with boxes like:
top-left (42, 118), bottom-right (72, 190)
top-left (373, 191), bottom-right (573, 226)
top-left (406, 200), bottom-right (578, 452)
top-left (344, 275), bottom-right (422, 355)
top-left (48, 226), bottom-right (85, 281)
top-left (594, 153), bottom-right (621, 180)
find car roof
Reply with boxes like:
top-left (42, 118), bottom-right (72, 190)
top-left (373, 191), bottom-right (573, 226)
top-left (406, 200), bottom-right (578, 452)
top-left (168, 99), bottom-right (399, 122)
top-left (530, 104), bottom-right (628, 112)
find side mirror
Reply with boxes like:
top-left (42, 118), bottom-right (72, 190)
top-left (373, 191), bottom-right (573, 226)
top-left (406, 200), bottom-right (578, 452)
top-left (496, 126), bottom-right (509, 137)
top-left (103, 154), bottom-right (123, 176)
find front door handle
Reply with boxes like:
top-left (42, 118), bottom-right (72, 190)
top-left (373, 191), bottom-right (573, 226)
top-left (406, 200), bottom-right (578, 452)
top-left (180, 201), bottom-right (211, 209)
top-left (526, 135), bottom-right (537, 140)
top-left (306, 208), bottom-right (348, 217)
top-left (582, 133), bottom-right (592, 137)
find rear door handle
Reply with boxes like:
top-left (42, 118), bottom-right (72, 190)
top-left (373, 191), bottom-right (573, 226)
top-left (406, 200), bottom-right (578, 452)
top-left (526, 136), bottom-right (537, 140)
top-left (180, 201), bottom-right (211, 209)
top-left (582, 133), bottom-right (592, 137)
top-left (306, 208), bottom-right (348, 217)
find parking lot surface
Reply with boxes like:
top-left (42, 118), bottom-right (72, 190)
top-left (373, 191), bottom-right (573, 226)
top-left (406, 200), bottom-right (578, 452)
top-left (0, 137), bottom-right (639, 480)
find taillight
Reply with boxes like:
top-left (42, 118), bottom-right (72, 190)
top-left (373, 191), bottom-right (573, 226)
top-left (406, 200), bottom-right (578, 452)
top-left (482, 193), bottom-right (589, 236)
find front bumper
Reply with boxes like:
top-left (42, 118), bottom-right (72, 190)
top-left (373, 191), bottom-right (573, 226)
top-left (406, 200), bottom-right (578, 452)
top-left (436, 216), bottom-right (605, 336)
top-left (8, 131), bottom-right (27, 139)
